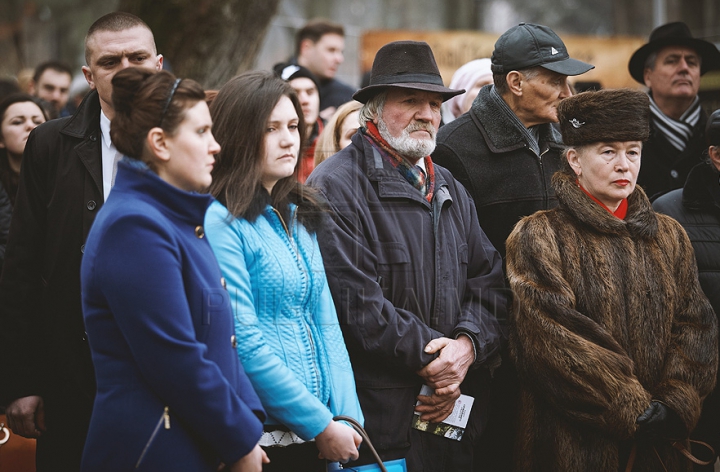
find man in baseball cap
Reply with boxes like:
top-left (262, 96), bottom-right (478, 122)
top-left (308, 40), bottom-right (507, 471)
top-left (629, 22), bottom-right (720, 200)
top-left (433, 22), bottom-right (593, 471)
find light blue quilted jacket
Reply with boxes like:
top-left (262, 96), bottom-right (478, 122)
top-left (205, 200), bottom-right (363, 440)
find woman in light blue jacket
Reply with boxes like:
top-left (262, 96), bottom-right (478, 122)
top-left (204, 71), bottom-right (363, 472)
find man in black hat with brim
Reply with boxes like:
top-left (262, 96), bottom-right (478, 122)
top-left (307, 40), bottom-right (508, 471)
top-left (629, 21), bottom-right (720, 200)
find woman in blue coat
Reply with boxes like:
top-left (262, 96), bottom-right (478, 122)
top-left (80, 67), bottom-right (267, 472)
top-left (204, 71), bottom-right (363, 472)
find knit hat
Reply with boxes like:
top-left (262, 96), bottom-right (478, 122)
top-left (628, 22), bottom-right (720, 84)
top-left (273, 62), bottom-right (320, 91)
top-left (491, 23), bottom-right (594, 76)
top-left (353, 41), bottom-right (464, 103)
top-left (443, 58), bottom-right (493, 120)
top-left (557, 89), bottom-right (650, 146)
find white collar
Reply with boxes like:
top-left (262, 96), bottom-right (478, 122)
top-left (100, 110), bottom-right (112, 150)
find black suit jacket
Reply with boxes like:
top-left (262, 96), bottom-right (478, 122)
top-left (0, 90), bottom-right (103, 469)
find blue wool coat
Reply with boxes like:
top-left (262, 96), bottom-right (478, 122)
top-left (205, 200), bottom-right (363, 440)
top-left (80, 161), bottom-right (265, 472)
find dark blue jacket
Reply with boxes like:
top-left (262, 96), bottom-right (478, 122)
top-left (80, 161), bottom-right (264, 471)
top-left (308, 131), bottom-right (507, 461)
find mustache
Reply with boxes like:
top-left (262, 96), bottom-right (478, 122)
top-left (405, 121), bottom-right (436, 139)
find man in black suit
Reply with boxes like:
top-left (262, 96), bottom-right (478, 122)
top-left (0, 12), bottom-right (162, 470)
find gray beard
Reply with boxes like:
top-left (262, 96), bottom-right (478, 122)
top-left (377, 117), bottom-right (436, 161)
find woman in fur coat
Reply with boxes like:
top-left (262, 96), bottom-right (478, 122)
top-left (506, 88), bottom-right (718, 472)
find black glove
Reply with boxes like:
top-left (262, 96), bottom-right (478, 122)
top-left (636, 401), bottom-right (687, 440)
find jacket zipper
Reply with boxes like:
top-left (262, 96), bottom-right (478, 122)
top-left (270, 207), bottom-right (320, 394)
top-left (538, 147), bottom-right (550, 208)
top-left (135, 406), bottom-right (170, 468)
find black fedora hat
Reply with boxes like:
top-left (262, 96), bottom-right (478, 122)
top-left (628, 22), bottom-right (720, 84)
top-left (353, 41), bottom-right (464, 104)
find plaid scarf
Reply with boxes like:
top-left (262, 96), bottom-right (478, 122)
top-left (363, 121), bottom-right (436, 202)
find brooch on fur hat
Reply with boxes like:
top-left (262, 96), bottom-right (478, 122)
top-left (558, 89), bottom-right (650, 146)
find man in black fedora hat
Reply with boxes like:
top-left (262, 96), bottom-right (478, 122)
top-left (307, 40), bottom-right (508, 471)
top-left (432, 22), bottom-right (594, 471)
top-left (629, 21), bottom-right (720, 200)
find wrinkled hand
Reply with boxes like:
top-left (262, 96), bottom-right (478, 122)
top-left (414, 388), bottom-right (461, 423)
top-left (636, 401), bottom-right (687, 440)
top-left (227, 444), bottom-right (269, 472)
top-left (5, 395), bottom-right (45, 438)
top-left (316, 420), bottom-right (362, 463)
top-left (416, 336), bottom-right (474, 396)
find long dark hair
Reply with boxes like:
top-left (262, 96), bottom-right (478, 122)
top-left (208, 70), bottom-right (324, 231)
top-left (0, 93), bottom-right (48, 206)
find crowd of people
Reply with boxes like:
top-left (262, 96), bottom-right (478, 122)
top-left (0, 10), bottom-right (719, 472)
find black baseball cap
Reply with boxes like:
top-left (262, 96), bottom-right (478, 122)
top-left (491, 23), bottom-right (594, 76)
top-left (272, 62), bottom-right (320, 91)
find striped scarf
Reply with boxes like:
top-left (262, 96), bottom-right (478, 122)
top-left (363, 122), bottom-right (436, 202)
top-left (649, 95), bottom-right (701, 152)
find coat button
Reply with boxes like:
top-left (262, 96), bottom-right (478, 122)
top-left (80, 244), bottom-right (85, 254)
top-left (195, 226), bottom-right (204, 238)
top-left (86, 200), bottom-right (97, 211)
top-left (89, 135), bottom-right (97, 142)
top-left (670, 169), bottom-right (679, 179)
top-left (221, 277), bottom-right (227, 289)
top-left (231, 335), bottom-right (237, 348)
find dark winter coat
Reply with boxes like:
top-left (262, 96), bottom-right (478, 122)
top-left (654, 161), bottom-right (720, 459)
top-left (307, 131), bottom-right (508, 467)
top-left (0, 180), bottom-right (11, 269)
top-left (0, 90), bottom-right (104, 469)
top-left (318, 77), bottom-right (356, 112)
top-left (638, 110), bottom-right (708, 201)
top-left (433, 84), bottom-right (564, 261)
top-left (506, 170), bottom-right (718, 472)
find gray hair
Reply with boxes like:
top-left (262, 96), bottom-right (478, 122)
top-left (358, 90), bottom-right (389, 126)
top-left (493, 66), bottom-right (543, 95)
top-left (643, 50), bottom-right (659, 72)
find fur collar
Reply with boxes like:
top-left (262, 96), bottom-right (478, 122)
top-left (470, 85), bottom-right (563, 153)
top-left (553, 170), bottom-right (658, 239)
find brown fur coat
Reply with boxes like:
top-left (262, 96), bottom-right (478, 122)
top-left (506, 170), bottom-right (718, 472)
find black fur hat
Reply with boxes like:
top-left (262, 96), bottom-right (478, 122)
top-left (558, 89), bottom-right (650, 147)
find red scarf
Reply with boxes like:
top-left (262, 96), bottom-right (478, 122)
top-left (578, 182), bottom-right (628, 219)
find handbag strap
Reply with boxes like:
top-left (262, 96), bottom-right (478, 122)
top-left (624, 439), bottom-right (715, 471)
top-left (333, 416), bottom-right (387, 472)
top-left (672, 440), bottom-right (715, 466)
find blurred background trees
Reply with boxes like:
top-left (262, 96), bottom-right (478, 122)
top-left (1, 0), bottom-right (718, 89)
